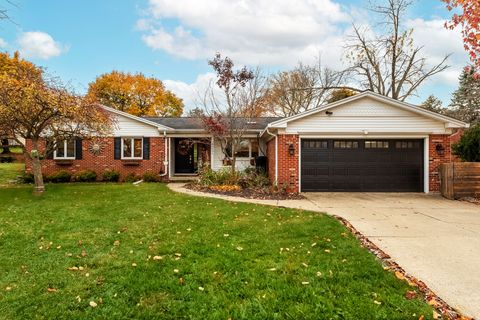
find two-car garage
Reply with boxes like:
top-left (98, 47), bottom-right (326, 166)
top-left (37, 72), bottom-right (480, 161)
top-left (301, 139), bottom-right (424, 192)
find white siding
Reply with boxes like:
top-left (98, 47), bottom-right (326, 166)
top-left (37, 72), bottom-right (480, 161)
top-left (285, 97), bottom-right (448, 134)
top-left (113, 114), bottom-right (160, 137)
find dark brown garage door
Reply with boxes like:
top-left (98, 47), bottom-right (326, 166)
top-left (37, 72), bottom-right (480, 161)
top-left (301, 139), bottom-right (424, 192)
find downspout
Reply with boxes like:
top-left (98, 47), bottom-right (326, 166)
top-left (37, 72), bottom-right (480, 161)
top-left (159, 130), bottom-right (169, 178)
top-left (265, 127), bottom-right (278, 186)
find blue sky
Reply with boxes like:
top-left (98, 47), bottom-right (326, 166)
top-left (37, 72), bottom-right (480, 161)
top-left (0, 0), bottom-right (470, 112)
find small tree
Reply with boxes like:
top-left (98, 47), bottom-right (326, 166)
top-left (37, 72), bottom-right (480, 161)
top-left (196, 53), bottom-right (266, 173)
top-left (87, 71), bottom-right (184, 117)
top-left (452, 124), bottom-right (480, 162)
top-left (327, 88), bottom-right (357, 103)
top-left (0, 52), bottom-right (112, 194)
top-left (420, 95), bottom-right (449, 114)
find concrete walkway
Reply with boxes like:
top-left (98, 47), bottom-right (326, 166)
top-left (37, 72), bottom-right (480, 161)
top-left (168, 183), bottom-right (480, 318)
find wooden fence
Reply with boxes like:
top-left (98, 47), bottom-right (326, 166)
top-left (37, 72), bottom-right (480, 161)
top-left (440, 162), bottom-right (480, 199)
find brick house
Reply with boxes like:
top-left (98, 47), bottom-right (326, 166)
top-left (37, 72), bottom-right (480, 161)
top-left (26, 91), bottom-right (468, 193)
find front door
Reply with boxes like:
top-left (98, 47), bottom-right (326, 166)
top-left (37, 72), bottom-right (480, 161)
top-left (174, 139), bottom-right (195, 174)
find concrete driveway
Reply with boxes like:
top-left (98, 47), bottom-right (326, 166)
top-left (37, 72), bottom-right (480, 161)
top-left (303, 193), bottom-right (480, 318)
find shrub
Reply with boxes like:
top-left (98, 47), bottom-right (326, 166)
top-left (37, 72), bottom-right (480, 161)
top-left (453, 125), bottom-right (480, 162)
top-left (48, 170), bottom-right (72, 183)
top-left (197, 167), bottom-right (270, 189)
top-left (124, 173), bottom-right (140, 183)
top-left (0, 156), bottom-right (13, 163)
top-left (143, 172), bottom-right (159, 182)
top-left (22, 172), bottom-right (35, 184)
top-left (102, 170), bottom-right (120, 182)
top-left (73, 170), bottom-right (97, 182)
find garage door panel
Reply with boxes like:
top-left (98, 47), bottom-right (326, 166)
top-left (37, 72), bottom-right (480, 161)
top-left (301, 139), bottom-right (423, 192)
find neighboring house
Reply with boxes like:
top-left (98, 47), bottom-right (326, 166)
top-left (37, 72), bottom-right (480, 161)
top-left (25, 91), bottom-right (468, 193)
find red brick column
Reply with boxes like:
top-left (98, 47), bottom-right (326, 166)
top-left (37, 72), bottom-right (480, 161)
top-left (429, 133), bottom-right (461, 192)
top-left (276, 134), bottom-right (299, 193)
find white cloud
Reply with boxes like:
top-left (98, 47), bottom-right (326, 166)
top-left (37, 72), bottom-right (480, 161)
top-left (18, 31), bottom-right (67, 59)
top-left (0, 38), bottom-right (7, 48)
top-left (139, 0), bottom-right (351, 68)
top-left (407, 18), bottom-right (468, 85)
top-left (164, 73), bottom-right (219, 113)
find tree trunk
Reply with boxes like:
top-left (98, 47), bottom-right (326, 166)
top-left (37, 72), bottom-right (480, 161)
top-left (30, 140), bottom-right (45, 195)
top-left (1, 138), bottom-right (10, 154)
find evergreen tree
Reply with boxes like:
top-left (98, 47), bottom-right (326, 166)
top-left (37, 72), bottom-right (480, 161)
top-left (449, 66), bottom-right (480, 124)
top-left (420, 95), bottom-right (446, 114)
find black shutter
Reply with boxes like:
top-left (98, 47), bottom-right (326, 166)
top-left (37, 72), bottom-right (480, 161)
top-left (75, 138), bottom-right (83, 160)
top-left (143, 137), bottom-right (150, 160)
top-left (45, 140), bottom-right (54, 159)
top-left (114, 137), bottom-right (121, 160)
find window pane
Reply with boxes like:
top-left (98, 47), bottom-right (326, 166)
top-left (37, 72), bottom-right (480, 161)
top-left (134, 139), bottom-right (142, 158)
top-left (56, 140), bottom-right (64, 157)
top-left (235, 140), bottom-right (250, 158)
top-left (66, 140), bottom-right (75, 157)
top-left (123, 138), bottom-right (132, 158)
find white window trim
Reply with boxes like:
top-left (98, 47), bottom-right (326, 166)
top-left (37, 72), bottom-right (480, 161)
top-left (53, 140), bottom-right (76, 160)
top-left (121, 137), bottom-right (143, 160)
top-left (235, 139), bottom-right (259, 160)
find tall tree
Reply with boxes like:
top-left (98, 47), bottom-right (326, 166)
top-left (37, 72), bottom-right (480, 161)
top-left (449, 66), bottom-right (480, 124)
top-left (444, 0), bottom-right (480, 71)
top-left (196, 53), bottom-right (266, 173)
top-left (87, 71), bottom-right (184, 117)
top-left (0, 52), bottom-right (112, 194)
top-left (345, 0), bottom-right (450, 101)
top-left (263, 61), bottom-right (347, 117)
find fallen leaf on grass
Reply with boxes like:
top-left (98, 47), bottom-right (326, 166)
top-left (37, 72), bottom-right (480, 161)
top-left (268, 268), bottom-right (277, 271)
top-left (301, 282), bottom-right (309, 285)
top-left (153, 256), bottom-right (163, 260)
top-left (5, 286), bottom-right (12, 291)
top-left (179, 277), bottom-right (185, 285)
top-left (81, 250), bottom-right (87, 257)
top-left (405, 290), bottom-right (416, 300)
top-left (173, 269), bottom-right (179, 274)
top-left (132, 263), bottom-right (137, 267)
top-left (316, 271), bottom-right (322, 277)
top-left (198, 287), bottom-right (204, 291)
top-left (67, 267), bottom-right (79, 271)
top-left (394, 271), bottom-right (405, 280)
top-left (47, 288), bottom-right (57, 292)
top-left (236, 246), bottom-right (243, 251)
top-left (324, 249), bottom-right (331, 253)
top-left (432, 311), bottom-right (440, 319)
top-left (373, 300), bottom-right (382, 305)
top-left (89, 301), bottom-right (97, 308)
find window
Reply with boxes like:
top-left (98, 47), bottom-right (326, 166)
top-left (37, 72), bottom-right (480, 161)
top-left (236, 140), bottom-right (250, 158)
top-left (226, 139), bottom-right (259, 158)
top-left (122, 137), bottom-right (143, 159)
top-left (303, 140), bottom-right (328, 149)
top-left (334, 141), bottom-right (359, 149)
top-left (395, 141), bottom-right (420, 149)
top-left (365, 141), bottom-right (389, 149)
top-left (54, 140), bottom-right (75, 159)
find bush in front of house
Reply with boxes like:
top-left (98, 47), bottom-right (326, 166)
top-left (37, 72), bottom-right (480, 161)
top-left (238, 168), bottom-right (270, 189)
top-left (124, 173), bottom-right (141, 183)
top-left (102, 170), bottom-right (120, 182)
top-left (197, 167), bottom-right (270, 189)
top-left (73, 170), bottom-right (97, 182)
top-left (453, 124), bottom-right (480, 162)
top-left (0, 156), bottom-right (13, 163)
top-left (143, 172), bottom-right (159, 182)
top-left (22, 172), bottom-right (35, 184)
top-left (47, 170), bottom-right (72, 183)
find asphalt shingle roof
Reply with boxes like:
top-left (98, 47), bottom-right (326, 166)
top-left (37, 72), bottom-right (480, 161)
top-left (143, 117), bottom-right (282, 131)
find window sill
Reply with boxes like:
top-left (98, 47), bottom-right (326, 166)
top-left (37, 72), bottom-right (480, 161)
top-left (122, 159), bottom-right (142, 166)
top-left (54, 159), bottom-right (74, 166)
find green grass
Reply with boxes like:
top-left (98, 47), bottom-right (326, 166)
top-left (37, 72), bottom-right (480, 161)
top-left (0, 163), bottom-right (24, 185)
top-left (0, 183), bottom-right (434, 319)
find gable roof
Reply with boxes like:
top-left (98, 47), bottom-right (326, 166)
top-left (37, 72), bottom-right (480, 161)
top-left (101, 105), bottom-right (174, 131)
top-left (267, 91), bottom-right (469, 129)
top-left (144, 117), bottom-right (282, 131)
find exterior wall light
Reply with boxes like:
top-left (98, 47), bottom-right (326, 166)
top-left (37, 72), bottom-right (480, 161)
top-left (288, 144), bottom-right (295, 156)
top-left (435, 143), bottom-right (445, 155)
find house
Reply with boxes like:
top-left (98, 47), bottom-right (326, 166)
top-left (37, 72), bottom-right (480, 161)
top-left (26, 91), bottom-right (468, 193)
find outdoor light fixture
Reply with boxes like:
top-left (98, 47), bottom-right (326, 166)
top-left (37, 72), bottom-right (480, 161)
top-left (363, 129), bottom-right (369, 135)
top-left (288, 144), bottom-right (295, 156)
top-left (435, 144), bottom-right (445, 155)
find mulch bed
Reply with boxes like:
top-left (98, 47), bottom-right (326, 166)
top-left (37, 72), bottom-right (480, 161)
top-left (335, 215), bottom-right (473, 320)
top-left (185, 183), bottom-right (305, 200)
top-left (460, 197), bottom-right (480, 206)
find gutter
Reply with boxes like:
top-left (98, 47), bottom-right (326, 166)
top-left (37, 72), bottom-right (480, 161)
top-left (265, 126), bottom-right (278, 186)
top-left (159, 130), bottom-right (169, 178)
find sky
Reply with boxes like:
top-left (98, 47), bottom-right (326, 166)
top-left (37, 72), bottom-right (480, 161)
top-left (0, 0), bottom-right (470, 113)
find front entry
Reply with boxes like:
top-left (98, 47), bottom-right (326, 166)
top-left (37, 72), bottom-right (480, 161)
top-left (174, 139), bottom-right (196, 174)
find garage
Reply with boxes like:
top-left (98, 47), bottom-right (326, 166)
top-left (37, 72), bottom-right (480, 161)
top-left (301, 139), bottom-right (424, 192)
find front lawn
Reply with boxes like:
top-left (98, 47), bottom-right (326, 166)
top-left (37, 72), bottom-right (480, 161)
top-left (0, 163), bottom-right (24, 185)
top-left (0, 183), bottom-right (433, 319)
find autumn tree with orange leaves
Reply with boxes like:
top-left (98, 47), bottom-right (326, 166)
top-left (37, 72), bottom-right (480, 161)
top-left (444, 0), bottom-right (480, 71)
top-left (0, 52), bottom-right (112, 194)
top-left (87, 71), bottom-right (184, 117)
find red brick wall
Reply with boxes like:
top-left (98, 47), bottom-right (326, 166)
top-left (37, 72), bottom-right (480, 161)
top-left (266, 138), bottom-right (276, 184)
top-left (276, 134), bottom-right (299, 193)
top-left (429, 131), bottom-right (463, 192)
top-left (25, 137), bottom-right (168, 181)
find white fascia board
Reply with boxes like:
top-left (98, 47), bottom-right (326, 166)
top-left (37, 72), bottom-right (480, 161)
top-left (101, 105), bottom-right (174, 131)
